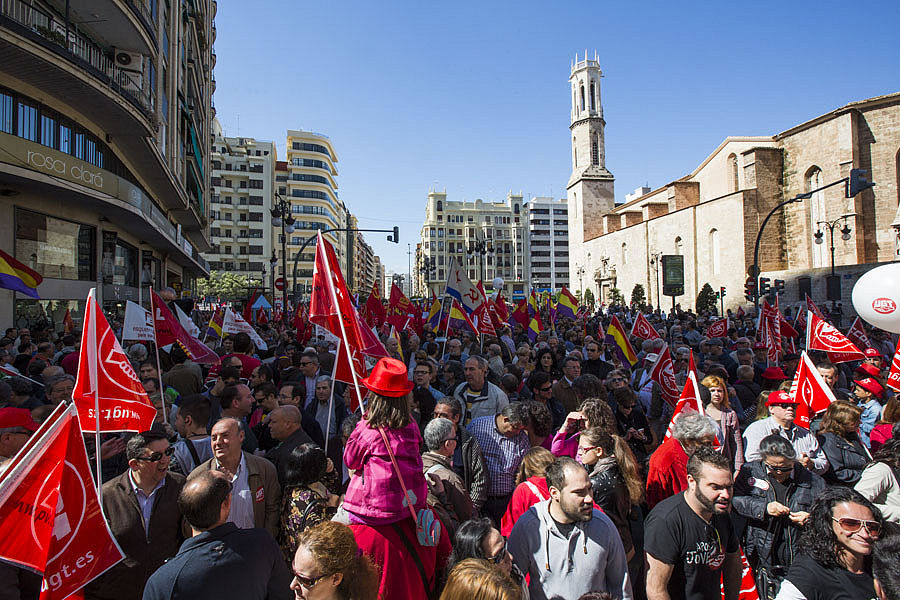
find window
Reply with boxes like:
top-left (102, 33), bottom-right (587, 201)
top-left (675, 236), bottom-right (684, 256)
top-left (710, 228), bottom-right (720, 275)
top-left (0, 91), bottom-right (12, 133)
top-left (621, 242), bottom-right (627, 265)
top-left (579, 83), bottom-right (585, 111)
top-left (590, 81), bottom-right (596, 111)
top-left (729, 154), bottom-right (739, 192)
top-left (807, 166), bottom-right (826, 268)
top-left (113, 241), bottom-right (138, 287)
top-left (436, 200), bottom-right (443, 211)
top-left (591, 139), bottom-right (599, 166)
top-left (40, 113), bottom-right (57, 148)
top-left (16, 100), bottom-right (37, 141)
top-left (15, 209), bottom-right (95, 281)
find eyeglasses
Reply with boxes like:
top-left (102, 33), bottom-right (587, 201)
top-left (538, 386), bottom-right (552, 392)
top-left (832, 517), bottom-right (882, 536)
top-left (579, 445), bottom-right (597, 454)
top-left (299, 361), bottom-right (313, 367)
top-left (619, 404), bottom-right (634, 411)
top-left (293, 573), bottom-right (328, 589)
top-left (764, 463), bottom-right (793, 474)
top-left (135, 446), bottom-right (175, 462)
top-left (485, 538), bottom-right (508, 564)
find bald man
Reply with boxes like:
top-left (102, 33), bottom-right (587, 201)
top-left (264, 406), bottom-right (313, 486)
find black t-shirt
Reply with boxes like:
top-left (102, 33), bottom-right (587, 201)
top-left (784, 554), bottom-right (876, 600)
top-left (644, 492), bottom-right (738, 600)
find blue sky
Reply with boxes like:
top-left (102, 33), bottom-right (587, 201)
top-left (213, 0), bottom-right (900, 273)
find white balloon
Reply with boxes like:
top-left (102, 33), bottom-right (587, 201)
top-left (851, 263), bottom-right (900, 333)
top-left (492, 277), bottom-right (504, 290)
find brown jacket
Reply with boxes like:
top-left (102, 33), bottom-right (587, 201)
top-left (84, 471), bottom-right (185, 600)
top-left (552, 377), bottom-right (579, 413)
top-left (188, 452), bottom-right (282, 538)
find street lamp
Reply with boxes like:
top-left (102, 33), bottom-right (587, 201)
top-left (815, 213), bottom-right (857, 302)
top-left (271, 193), bottom-right (294, 323)
top-left (576, 265), bottom-right (585, 298)
top-left (269, 250), bottom-right (278, 308)
top-left (468, 235), bottom-right (493, 283)
top-left (649, 251), bottom-right (663, 311)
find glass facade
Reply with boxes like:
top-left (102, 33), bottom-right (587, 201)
top-left (15, 209), bottom-right (95, 281)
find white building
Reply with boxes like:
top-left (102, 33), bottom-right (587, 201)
top-left (525, 197), bottom-right (570, 293)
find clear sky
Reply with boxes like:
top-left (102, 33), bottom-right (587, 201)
top-left (212, 0), bottom-right (900, 274)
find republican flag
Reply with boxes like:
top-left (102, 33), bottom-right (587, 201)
top-left (846, 317), bottom-right (872, 351)
top-left (62, 308), bottom-right (74, 334)
top-left (72, 289), bottom-right (157, 433)
top-left (528, 291), bottom-right (541, 320)
top-left (526, 314), bottom-right (543, 342)
top-left (605, 315), bottom-right (638, 367)
top-left (363, 283), bottom-right (387, 329)
top-left (425, 294), bottom-right (443, 332)
top-left (631, 312), bottom-right (661, 340)
top-left (445, 257), bottom-right (482, 314)
top-left (389, 326), bottom-right (404, 362)
top-left (0, 403), bottom-right (124, 600)
top-left (886, 336), bottom-right (900, 393)
top-left (805, 311), bottom-right (864, 363)
top-left (448, 300), bottom-right (477, 334)
top-left (649, 344), bottom-right (681, 408)
top-left (706, 317), bottom-right (729, 339)
top-left (204, 305), bottom-right (225, 342)
top-left (151, 289), bottom-right (221, 363)
top-left (556, 286), bottom-right (578, 321)
top-left (0, 248), bottom-right (42, 299)
top-left (788, 351), bottom-right (836, 429)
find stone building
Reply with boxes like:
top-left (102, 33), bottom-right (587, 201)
top-left (567, 52), bottom-right (900, 313)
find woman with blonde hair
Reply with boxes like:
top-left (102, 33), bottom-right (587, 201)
top-left (817, 400), bottom-right (871, 486)
top-left (290, 521), bottom-right (380, 600)
top-left (701, 374), bottom-right (744, 472)
top-left (439, 558), bottom-right (522, 600)
top-left (500, 447), bottom-right (554, 536)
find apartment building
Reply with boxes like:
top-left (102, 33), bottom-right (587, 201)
top-left (418, 190), bottom-right (530, 300)
top-left (206, 120), bottom-right (275, 276)
top-left (526, 197), bottom-right (570, 293)
top-left (0, 0), bottom-right (215, 325)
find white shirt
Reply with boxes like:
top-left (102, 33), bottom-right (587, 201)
top-left (216, 453), bottom-right (254, 529)
top-left (128, 471), bottom-right (166, 537)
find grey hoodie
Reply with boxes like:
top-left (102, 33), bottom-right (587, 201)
top-left (507, 498), bottom-right (633, 600)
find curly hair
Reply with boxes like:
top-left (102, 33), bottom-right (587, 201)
top-left (798, 487), bottom-right (882, 570)
top-left (296, 521), bottom-right (380, 600)
top-left (534, 348), bottom-right (558, 375)
top-left (579, 398), bottom-right (616, 435)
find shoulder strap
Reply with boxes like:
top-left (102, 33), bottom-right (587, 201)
top-left (389, 522), bottom-right (436, 600)
top-left (425, 464), bottom-right (443, 476)
top-left (185, 439), bottom-right (202, 470)
top-left (524, 480), bottom-right (547, 500)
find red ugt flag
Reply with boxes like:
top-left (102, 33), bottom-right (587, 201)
top-left (706, 317), bottom-right (729, 339)
top-left (788, 352), bottom-right (836, 429)
top-left (72, 290), bottom-right (157, 433)
top-left (631, 312), bottom-right (661, 340)
top-left (887, 335), bottom-right (900, 393)
top-left (648, 344), bottom-right (680, 408)
top-left (0, 403), bottom-right (124, 600)
top-left (805, 311), bottom-right (864, 363)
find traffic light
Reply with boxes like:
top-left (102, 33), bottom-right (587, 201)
top-left (848, 168), bottom-right (875, 197)
top-left (774, 279), bottom-right (785, 294)
top-left (759, 277), bottom-right (771, 296)
top-left (720, 286), bottom-right (726, 298)
top-left (744, 277), bottom-right (756, 302)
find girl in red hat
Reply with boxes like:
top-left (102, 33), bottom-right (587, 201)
top-left (342, 357), bottom-right (428, 526)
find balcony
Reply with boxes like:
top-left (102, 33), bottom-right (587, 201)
top-left (0, 0), bottom-right (155, 133)
top-left (45, 0), bottom-right (156, 54)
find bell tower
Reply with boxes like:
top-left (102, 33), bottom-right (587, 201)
top-left (567, 51), bottom-right (615, 248)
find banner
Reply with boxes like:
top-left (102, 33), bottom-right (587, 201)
top-left (706, 317), bottom-right (729, 339)
top-left (631, 313), bottom-right (661, 340)
top-left (805, 311), bottom-right (864, 363)
top-left (122, 300), bottom-right (155, 342)
top-left (222, 308), bottom-right (268, 351)
top-left (846, 316), bottom-right (872, 351)
top-left (151, 290), bottom-right (220, 363)
top-left (788, 351), bottom-right (836, 429)
top-left (648, 344), bottom-right (680, 408)
top-left (887, 336), bottom-right (900, 393)
top-left (445, 257), bottom-right (482, 315)
top-left (0, 403), bottom-right (124, 600)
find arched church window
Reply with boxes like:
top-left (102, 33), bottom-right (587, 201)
top-left (729, 154), bottom-right (739, 192)
top-left (590, 82), bottom-right (596, 111)
top-left (710, 228), bottom-right (720, 274)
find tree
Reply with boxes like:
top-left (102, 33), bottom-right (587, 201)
top-left (696, 282), bottom-right (718, 314)
top-left (196, 271), bottom-right (263, 300)
top-left (583, 288), bottom-right (595, 307)
top-left (609, 287), bottom-right (625, 306)
top-left (630, 284), bottom-right (646, 308)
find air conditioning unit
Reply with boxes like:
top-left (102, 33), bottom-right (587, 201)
top-left (113, 49), bottom-right (144, 73)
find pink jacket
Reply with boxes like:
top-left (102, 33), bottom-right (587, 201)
top-left (343, 420), bottom-right (427, 524)
top-left (550, 430), bottom-right (581, 459)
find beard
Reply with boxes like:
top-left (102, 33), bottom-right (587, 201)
top-left (559, 495), bottom-right (593, 523)
top-left (694, 485), bottom-right (730, 514)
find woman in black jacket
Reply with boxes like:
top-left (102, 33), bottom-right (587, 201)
top-left (818, 400), bottom-right (871, 486)
top-left (733, 435), bottom-right (825, 598)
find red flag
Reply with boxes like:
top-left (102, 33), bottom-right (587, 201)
top-left (0, 403), bottom-right (124, 599)
top-left (778, 312), bottom-right (799, 340)
top-left (242, 288), bottom-right (258, 322)
top-left (721, 547), bottom-right (761, 600)
top-left (664, 371), bottom-right (706, 441)
top-left (72, 291), bottom-right (157, 433)
top-left (789, 351), bottom-right (836, 428)
top-left (886, 336), bottom-right (900, 393)
top-left (150, 290), bottom-right (219, 365)
top-left (472, 302), bottom-right (497, 337)
top-left (62, 308), bottom-right (74, 334)
top-left (509, 298), bottom-right (530, 328)
top-left (805, 311), bottom-right (864, 363)
top-left (846, 317), bottom-right (872, 350)
top-left (309, 233), bottom-right (368, 393)
top-left (363, 283), bottom-right (387, 329)
top-left (706, 317), bottom-right (729, 339)
top-left (735, 306), bottom-right (745, 318)
top-left (631, 312), bottom-right (661, 340)
top-left (256, 308), bottom-right (269, 325)
top-left (648, 344), bottom-right (680, 408)
top-left (689, 349), bottom-right (699, 381)
top-left (806, 294), bottom-right (825, 318)
top-left (494, 291), bottom-right (509, 322)
top-left (386, 283), bottom-right (412, 330)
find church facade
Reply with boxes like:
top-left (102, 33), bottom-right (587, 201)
top-left (567, 53), bottom-right (900, 314)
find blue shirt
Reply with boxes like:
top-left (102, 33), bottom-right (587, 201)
top-left (128, 471), bottom-right (166, 537)
top-left (467, 415), bottom-right (529, 497)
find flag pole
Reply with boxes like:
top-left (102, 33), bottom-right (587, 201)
top-left (324, 342), bottom-right (338, 456)
top-left (441, 299), bottom-right (453, 360)
top-left (88, 288), bottom-right (102, 498)
top-left (149, 288), bottom-right (169, 424)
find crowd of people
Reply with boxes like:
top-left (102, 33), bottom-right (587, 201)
top-left (2, 294), bottom-right (900, 600)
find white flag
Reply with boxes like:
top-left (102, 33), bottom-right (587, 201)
top-left (444, 257), bottom-right (482, 315)
top-left (174, 303), bottom-right (201, 338)
top-left (122, 301), bottom-right (155, 341)
top-left (222, 308), bottom-right (268, 351)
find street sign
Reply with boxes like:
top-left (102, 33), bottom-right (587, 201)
top-left (661, 255), bottom-right (684, 297)
top-left (274, 277), bottom-right (285, 291)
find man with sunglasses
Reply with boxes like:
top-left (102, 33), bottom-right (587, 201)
top-left (582, 341), bottom-right (615, 381)
top-left (143, 470), bottom-right (293, 600)
top-left (743, 391), bottom-right (828, 475)
top-left (527, 370), bottom-right (565, 430)
top-left (777, 487), bottom-right (883, 600)
top-left (85, 427), bottom-right (185, 600)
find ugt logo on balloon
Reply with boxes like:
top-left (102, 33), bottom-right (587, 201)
top-left (872, 298), bottom-right (897, 315)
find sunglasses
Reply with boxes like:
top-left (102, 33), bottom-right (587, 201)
top-left (538, 386), bottom-right (552, 392)
top-left (485, 538), bottom-right (508, 564)
top-left (299, 361), bottom-right (313, 366)
top-left (832, 517), bottom-right (881, 536)
top-left (135, 446), bottom-right (175, 462)
top-left (764, 463), bottom-right (793, 474)
top-left (293, 573), bottom-right (328, 589)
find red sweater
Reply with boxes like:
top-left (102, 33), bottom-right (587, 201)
top-left (646, 436), bottom-right (689, 509)
top-left (500, 476), bottom-right (550, 537)
top-left (350, 517), bottom-right (452, 600)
